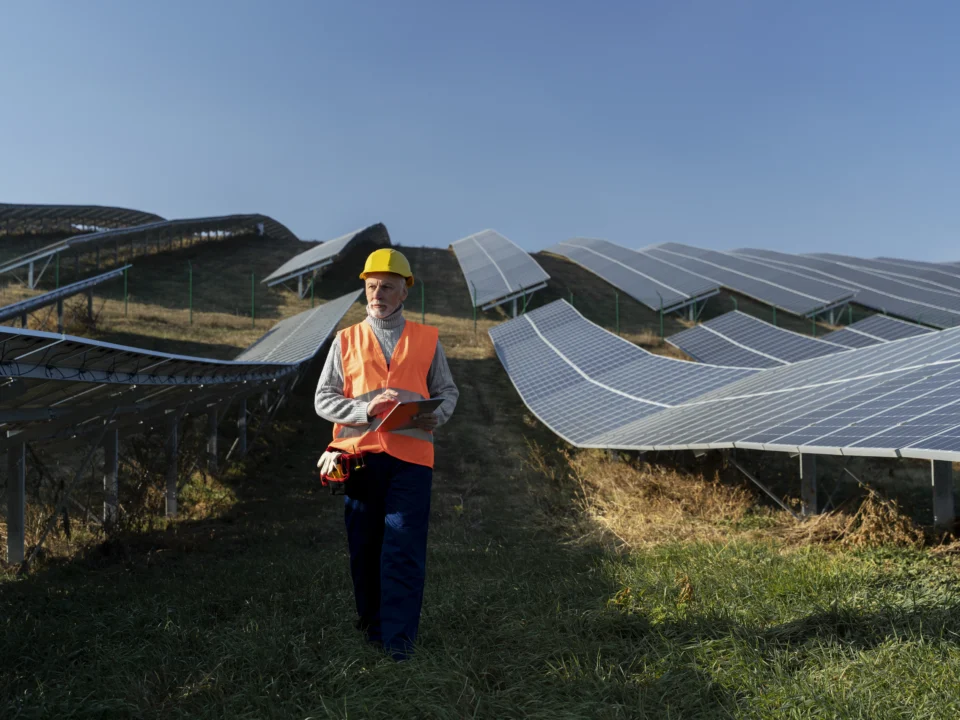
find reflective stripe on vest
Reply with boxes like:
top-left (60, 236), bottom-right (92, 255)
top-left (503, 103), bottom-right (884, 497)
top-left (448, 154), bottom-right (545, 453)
top-left (328, 319), bottom-right (439, 468)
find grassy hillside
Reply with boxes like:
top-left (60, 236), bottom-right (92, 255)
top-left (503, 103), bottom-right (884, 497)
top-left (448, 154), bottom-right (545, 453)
top-left (1, 241), bottom-right (959, 718)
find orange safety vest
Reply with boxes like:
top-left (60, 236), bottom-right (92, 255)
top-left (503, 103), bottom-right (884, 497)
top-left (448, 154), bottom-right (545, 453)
top-left (327, 319), bottom-right (439, 468)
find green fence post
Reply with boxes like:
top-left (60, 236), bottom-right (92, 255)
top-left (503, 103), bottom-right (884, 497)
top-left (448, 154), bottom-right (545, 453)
top-left (188, 260), bottom-right (193, 325)
top-left (123, 267), bottom-right (128, 317)
top-left (420, 279), bottom-right (425, 324)
top-left (656, 292), bottom-right (664, 340)
top-left (251, 271), bottom-right (255, 328)
top-left (848, 305), bottom-right (853, 324)
top-left (772, 307), bottom-right (777, 326)
top-left (615, 291), bottom-right (620, 335)
top-left (732, 296), bottom-right (738, 312)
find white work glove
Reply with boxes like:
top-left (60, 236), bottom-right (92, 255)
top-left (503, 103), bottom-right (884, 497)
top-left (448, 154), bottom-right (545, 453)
top-left (317, 450), bottom-right (342, 477)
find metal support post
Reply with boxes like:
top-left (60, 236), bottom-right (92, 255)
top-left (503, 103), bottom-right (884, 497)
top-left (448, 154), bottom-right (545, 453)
top-left (931, 460), bottom-right (955, 529)
top-left (689, 303), bottom-right (695, 322)
top-left (298, 274), bottom-right (304, 298)
top-left (123, 267), bottom-right (128, 317)
top-left (57, 299), bottom-right (64, 333)
top-left (732, 297), bottom-right (738, 311)
top-left (848, 305), bottom-right (853, 324)
top-left (207, 409), bottom-right (218, 473)
top-left (237, 399), bottom-right (248, 456)
top-left (310, 274), bottom-right (315, 307)
top-left (27, 261), bottom-right (34, 289)
top-left (800, 453), bottom-right (817, 516)
top-left (615, 291), bottom-right (620, 335)
top-left (103, 428), bottom-right (119, 525)
top-left (772, 307), bottom-right (777, 326)
top-left (829, 308), bottom-right (836, 325)
top-left (472, 283), bottom-right (477, 333)
top-left (6, 443), bottom-right (25, 564)
top-left (165, 416), bottom-right (178, 518)
top-left (511, 297), bottom-right (517, 318)
top-left (812, 318), bottom-right (817, 337)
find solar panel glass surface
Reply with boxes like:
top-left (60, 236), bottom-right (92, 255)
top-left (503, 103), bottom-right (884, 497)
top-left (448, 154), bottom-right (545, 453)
top-left (733, 248), bottom-right (960, 328)
top-left (810, 253), bottom-right (960, 294)
top-left (546, 238), bottom-right (719, 311)
top-left (645, 243), bottom-right (854, 316)
top-left (263, 224), bottom-right (389, 285)
top-left (667, 311), bottom-right (844, 368)
top-left (488, 300), bottom-right (757, 446)
top-left (451, 230), bottom-right (550, 307)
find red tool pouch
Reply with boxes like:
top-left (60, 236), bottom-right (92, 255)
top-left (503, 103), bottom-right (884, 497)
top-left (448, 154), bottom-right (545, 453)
top-left (319, 451), bottom-right (366, 495)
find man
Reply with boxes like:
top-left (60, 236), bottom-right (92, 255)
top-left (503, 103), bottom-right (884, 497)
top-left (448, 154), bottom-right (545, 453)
top-left (314, 248), bottom-right (459, 661)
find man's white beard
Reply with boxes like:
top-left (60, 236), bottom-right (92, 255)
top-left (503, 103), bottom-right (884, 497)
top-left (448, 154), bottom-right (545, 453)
top-left (367, 302), bottom-right (398, 319)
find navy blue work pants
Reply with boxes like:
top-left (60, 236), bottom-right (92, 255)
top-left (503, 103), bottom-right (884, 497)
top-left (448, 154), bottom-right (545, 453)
top-left (343, 452), bottom-right (432, 660)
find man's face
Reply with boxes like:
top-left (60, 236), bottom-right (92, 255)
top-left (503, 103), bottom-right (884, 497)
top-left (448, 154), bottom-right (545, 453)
top-left (365, 271), bottom-right (408, 319)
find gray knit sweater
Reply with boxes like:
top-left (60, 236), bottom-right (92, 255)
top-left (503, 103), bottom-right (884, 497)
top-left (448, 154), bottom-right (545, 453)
top-left (314, 304), bottom-right (459, 428)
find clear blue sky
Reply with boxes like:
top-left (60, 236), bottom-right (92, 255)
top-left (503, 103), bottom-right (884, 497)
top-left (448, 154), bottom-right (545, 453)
top-left (2, 1), bottom-right (959, 259)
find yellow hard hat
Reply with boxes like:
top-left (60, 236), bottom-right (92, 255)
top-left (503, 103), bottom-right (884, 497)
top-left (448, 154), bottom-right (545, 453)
top-left (359, 248), bottom-right (415, 287)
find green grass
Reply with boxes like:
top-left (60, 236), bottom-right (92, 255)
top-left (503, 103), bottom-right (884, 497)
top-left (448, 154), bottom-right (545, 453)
top-left (2, 243), bottom-right (959, 718)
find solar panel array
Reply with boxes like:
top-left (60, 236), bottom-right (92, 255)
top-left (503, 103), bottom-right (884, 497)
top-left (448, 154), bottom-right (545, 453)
top-left (0, 213), bottom-right (301, 280)
top-left (734, 248), bottom-right (960, 328)
top-left (0, 265), bottom-right (131, 325)
top-left (822, 314), bottom-right (935, 349)
top-left (492, 300), bottom-right (960, 461)
top-left (545, 238), bottom-right (719, 311)
top-left (488, 301), bottom-right (757, 446)
top-left (667, 311), bottom-right (846, 368)
top-left (0, 202), bottom-right (164, 235)
top-left (644, 243), bottom-right (856, 317)
top-left (451, 230), bottom-right (550, 308)
top-left (0, 290), bottom-right (359, 448)
top-left (263, 224), bottom-right (390, 286)
top-left (235, 290), bottom-right (361, 363)
top-left (810, 253), bottom-right (960, 294)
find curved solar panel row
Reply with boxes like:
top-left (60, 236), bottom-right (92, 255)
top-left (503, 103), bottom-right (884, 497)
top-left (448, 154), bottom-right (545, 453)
top-left (451, 230), bottom-right (550, 308)
top-left (0, 202), bottom-right (164, 234)
top-left (0, 292), bottom-right (359, 448)
top-left (667, 311), bottom-right (846, 368)
top-left (545, 238), bottom-right (719, 312)
top-left (734, 248), bottom-right (960, 328)
top-left (0, 214), bottom-right (301, 279)
top-left (822, 314), bottom-right (934, 349)
top-left (593, 323), bottom-right (960, 461)
top-left (263, 224), bottom-right (390, 287)
top-left (487, 300), bottom-right (757, 446)
top-left (644, 243), bottom-right (855, 317)
top-left (235, 290), bottom-right (361, 363)
top-left (810, 253), bottom-right (960, 294)
top-left (0, 265), bottom-right (131, 324)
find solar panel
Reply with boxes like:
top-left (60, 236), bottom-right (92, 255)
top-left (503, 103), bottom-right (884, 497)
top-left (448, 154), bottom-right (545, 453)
top-left (0, 265), bottom-right (131, 324)
top-left (821, 316), bottom-right (935, 349)
top-left (734, 248), bottom-right (960, 328)
top-left (451, 230), bottom-right (550, 309)
top-left (810, 253), bottom-right (960, 294)
top-left (592, 324), bottom-right (960, 460)
top-left (0, 203), bottom-right (164, 234)
top-left (488, 300), bottom-right (757, 446)
top-left (0, 214), bottom-right (300, 281)
top-left (235, 290), bottom-right (361, 363)
top-left (544, 238), bottom-right (719, 312)
top-left (667, 311), bottom-right (846, 368)
top-left (262, 224), bottom-right (390, 287)
top-left (644, 243), bottom-right (855, 317)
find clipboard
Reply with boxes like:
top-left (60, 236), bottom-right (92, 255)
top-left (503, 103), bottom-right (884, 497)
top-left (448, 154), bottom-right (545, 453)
top-left (375, 399), bottom-right (444, 433)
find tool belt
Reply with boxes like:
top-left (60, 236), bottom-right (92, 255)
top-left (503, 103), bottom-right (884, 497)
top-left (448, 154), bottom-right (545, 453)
top-left (319, 450), bottom-right (368, 495)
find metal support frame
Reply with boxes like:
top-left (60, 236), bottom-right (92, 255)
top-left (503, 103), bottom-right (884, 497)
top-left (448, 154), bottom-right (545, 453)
top-left (6, 443), bottom-right (26, 564)
top-left (480, 282), bottom-right (549, 312)
top-left (165, 415), bottom-right (179, 517)
top-left (800, 453), bottom-right (817, 516)
top-left (931, 460), bottom-right (956, 530)
top-left (57, 299), bottom-right (64, 333)
top-left (731, 456), bottom-right (801, 520)
top-left (103, 428), bottom-right (119, 525)
top-left (207, 408), bottom-right (218, 473)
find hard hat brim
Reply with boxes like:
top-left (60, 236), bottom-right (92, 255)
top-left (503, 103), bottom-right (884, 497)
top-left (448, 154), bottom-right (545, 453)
top-left (359, 271), bottom-right (415, 287)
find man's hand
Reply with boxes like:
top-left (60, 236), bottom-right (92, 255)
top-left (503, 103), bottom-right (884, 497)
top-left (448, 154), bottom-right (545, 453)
top-left (412, 412), bottom-right (438, 432)
top-left (367, 390), bottom-right (399, 418)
